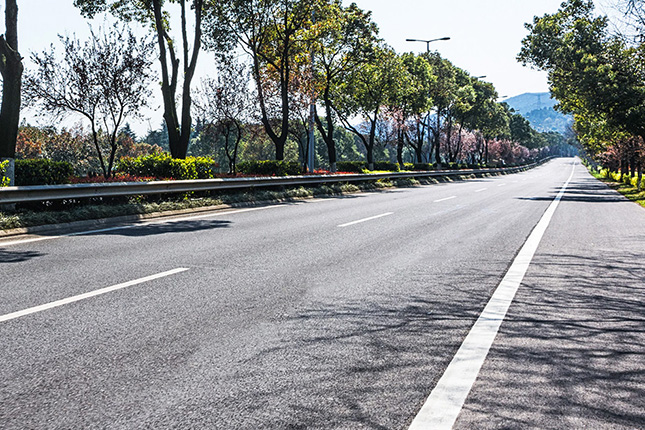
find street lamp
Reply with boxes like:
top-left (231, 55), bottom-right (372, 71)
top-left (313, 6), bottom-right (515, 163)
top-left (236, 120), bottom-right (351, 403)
top-left (405, 37), bottom-right (451, 53)
top-left (406, 37), bottom-right (450, 165)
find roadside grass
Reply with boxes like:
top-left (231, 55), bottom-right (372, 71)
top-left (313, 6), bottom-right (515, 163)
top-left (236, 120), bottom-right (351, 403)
top-left (0, 171), bottom-right (492, 232)
top-left (589, 168), bottom-right (645, 209)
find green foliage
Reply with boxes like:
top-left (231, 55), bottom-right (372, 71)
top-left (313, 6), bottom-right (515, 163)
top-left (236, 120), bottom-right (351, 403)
top-left (336, 161), bottom-right (367, 173)
top-left (116, 153), bottom-right (218, 180)
top-left (519, 0), bottom-right (645, 161)
top-left (373, 161), bottom-right (400, 172)
top-left (413, 163), bottom-right (434, 171)
top-left (15, 159), bottom-right (74, 185)
top-left (236, 160), bottom-right (302, 176)
top-left (0, 160), bottom-right (10, 187)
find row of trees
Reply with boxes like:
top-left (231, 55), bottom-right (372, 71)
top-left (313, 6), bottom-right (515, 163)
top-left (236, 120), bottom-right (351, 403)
top-left (519, 0), bottom-right (644, 188)
top-left (1, 0), bottom-right (571, 183)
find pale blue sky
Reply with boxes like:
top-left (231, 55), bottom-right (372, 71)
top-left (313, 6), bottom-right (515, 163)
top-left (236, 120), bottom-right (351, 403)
top-left (15, 0), bottom-right (598, 134)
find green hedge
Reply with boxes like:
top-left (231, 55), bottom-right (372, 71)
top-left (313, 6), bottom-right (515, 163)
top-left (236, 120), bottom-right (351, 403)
top-left (0, 160), bottom-right (9, 187)
top-left (336, 161), bottom-right (367, 173)
top-left (236, 160), bottom-right (302, 176)
top-left (373, 161), bottom-right (400, 172)
top-left (116, 153), bottom-right (218, 180)
top-left (402, 163), bottom-right (433, 171)
top-left (15, 159), bottom-right (74, 186)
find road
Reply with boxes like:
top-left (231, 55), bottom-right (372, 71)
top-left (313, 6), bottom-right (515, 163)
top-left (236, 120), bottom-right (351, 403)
top-left (1, 158), bottom-right (643, 429)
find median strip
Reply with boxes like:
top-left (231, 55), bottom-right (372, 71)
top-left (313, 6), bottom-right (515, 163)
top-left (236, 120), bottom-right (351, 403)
top-left (0, 268), bottom-right (189, 323)
top-left (408, 161), bottom-right (576, 430)
top-left (338, 212), bottom-right (393, 228)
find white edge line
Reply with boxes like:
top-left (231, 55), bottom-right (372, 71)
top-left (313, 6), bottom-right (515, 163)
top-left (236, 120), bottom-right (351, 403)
top-left (338, 212), bottom-right (393, 228)
top-left (408, 161), bottom-right (576, 430)
top-left (434, 196), bottom-right (457, 203)
top-left (0, 205), bottom-right (281, 248)
top-left (0, 268), bottom-right (189, 323)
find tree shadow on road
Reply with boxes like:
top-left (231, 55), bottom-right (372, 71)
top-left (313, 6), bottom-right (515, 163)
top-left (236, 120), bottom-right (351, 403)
top-left (516, 179), bottom-right (628, 203)
top-left (0, 249), bottom-right (46, 263)
top-left (196, 270), bottom-right (499, 430)
top-left (455, 251), bottom-right (645, 429)
top-left (84, 219), bottom-right (232, 237)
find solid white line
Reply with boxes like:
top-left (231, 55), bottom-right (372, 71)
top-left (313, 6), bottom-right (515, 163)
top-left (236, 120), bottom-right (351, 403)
top-left (0, 206), bottom-right (281, 248)
top-left (0, 268), bottom-right (189, 323)
top-left (338, 212), bottom-right (393, 228)
top-left (434, 196), bottom-right (457, 203)
top-left (474, 188), bottom-right (487, 193)
top-left (408, 161), bottom-right (576, 430)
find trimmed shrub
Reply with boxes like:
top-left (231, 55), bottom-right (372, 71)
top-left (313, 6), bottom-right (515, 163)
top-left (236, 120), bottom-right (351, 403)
top-left (15, 159), bottom-right (74, 185)
top-left (0, 160), bottom-right (9, 187)
top-left (236, 160), bottom-right (302, 176)
top-left (336, 161), bottom-right (367, 173)
top-left (373, 161), bottom-right (400, 172)
top-left (402, 163), bottom-right (414, 171)
top-left (116, 153), bottom-right (218, 180)
top-left (412, 163), bottom-right (433, 171)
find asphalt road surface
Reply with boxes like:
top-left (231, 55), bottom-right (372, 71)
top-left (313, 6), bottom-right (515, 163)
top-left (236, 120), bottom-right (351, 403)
top-left (1, 158), bottom-right (643, 429)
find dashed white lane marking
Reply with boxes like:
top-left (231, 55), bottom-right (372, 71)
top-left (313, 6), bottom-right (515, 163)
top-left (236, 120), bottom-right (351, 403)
top-left (408, 161), bottom-right (576, 430)
top-left (338, 212), bottom-right (393, 228)
top-left (474, 188), bottom-right (487, 193)
top-left (0, 268), bottom-right (189, 323)
top-left (434, 196), bottom-right (457, 203)
top-left (0, 206), bottom-right (282, 248)
top-left (497, 183), bottom-right (507, 187)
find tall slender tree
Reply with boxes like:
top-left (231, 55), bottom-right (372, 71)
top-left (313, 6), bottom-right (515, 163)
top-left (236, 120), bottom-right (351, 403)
top-left (207, 0), bottom-right (319, 161)
top-left (75, 0), bottom-right (205, 159)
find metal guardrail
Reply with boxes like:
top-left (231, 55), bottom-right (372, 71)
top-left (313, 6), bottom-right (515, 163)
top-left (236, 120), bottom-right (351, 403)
top-left (0, 160), bottom-right (550, 205)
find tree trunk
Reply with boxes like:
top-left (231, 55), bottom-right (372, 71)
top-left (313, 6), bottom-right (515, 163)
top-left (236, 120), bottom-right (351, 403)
top-left (637, 162), bottom-right (642, 191)
top-left (397, 128), bottom-right (404, 169)
top-left (0, 0), bottom-right (22, 185)
top-left (434, 111), bottom-right (442, 168)
top-left (315, 87), bottom-right (337, 172)
top-left (152, 0), bottom-right (202, 159)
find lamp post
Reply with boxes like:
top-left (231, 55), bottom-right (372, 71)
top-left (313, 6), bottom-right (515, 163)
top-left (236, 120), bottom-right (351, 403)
top-left (406, 37), bottom-right (450, 165)
top-left (405, 37), bottom-right (451, 53)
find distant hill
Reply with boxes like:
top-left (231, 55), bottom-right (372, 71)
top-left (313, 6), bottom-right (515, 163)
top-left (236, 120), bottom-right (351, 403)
top-left (505, 92), bottom-right (573, 134)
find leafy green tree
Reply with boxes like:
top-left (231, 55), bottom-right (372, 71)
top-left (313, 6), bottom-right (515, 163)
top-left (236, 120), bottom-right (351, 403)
top-left (207, 0), bottom-right (319, 161)
top-left (424, 52), bottom-right (460, 167)
top-left (389, 52), bottom-right (435, 166)
top-left (443, 71), bottom-right (476, 163)
top-left (508, 112), bottom-right (532, 146)
top-left (519, 0), bottom-right (645, 182)
top-left (334, 45), bottom-right (405, 170)
top-left (75, 0), bottom-right (205, 159)
top-left (312, 1), bottom-right (378, 171)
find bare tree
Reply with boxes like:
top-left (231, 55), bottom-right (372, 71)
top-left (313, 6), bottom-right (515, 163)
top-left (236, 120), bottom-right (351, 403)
top-left (24, 24), bottom-right (154, 178)
top-left (195, 57), bottom-right (251, 174)
top-left (0, 0), bottom-right (23, 185)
